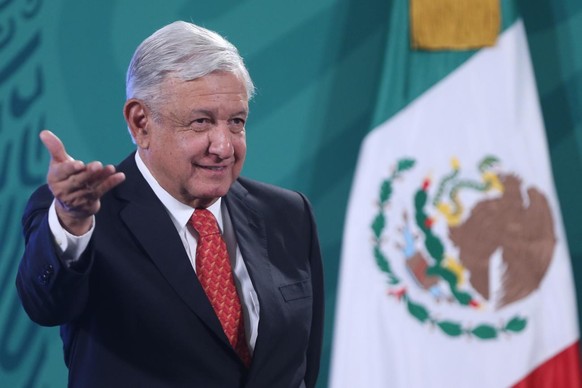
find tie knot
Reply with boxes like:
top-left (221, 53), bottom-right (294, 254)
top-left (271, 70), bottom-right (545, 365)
top-left (190, 208), bottom-right (221, 237)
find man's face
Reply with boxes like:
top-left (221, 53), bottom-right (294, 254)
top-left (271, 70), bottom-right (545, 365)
top-left (137, 71), bottom-right (248, 208)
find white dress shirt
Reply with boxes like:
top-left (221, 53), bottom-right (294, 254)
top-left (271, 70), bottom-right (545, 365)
top-left (48, 152), bottom-right (260, 351)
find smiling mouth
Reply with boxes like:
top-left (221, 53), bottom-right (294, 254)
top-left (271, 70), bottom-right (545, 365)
top-left (197, 164), bottom-right (228, 171)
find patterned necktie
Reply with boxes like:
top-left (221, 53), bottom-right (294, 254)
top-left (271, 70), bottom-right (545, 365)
top-left (189, 208), bottom-right (251, 367)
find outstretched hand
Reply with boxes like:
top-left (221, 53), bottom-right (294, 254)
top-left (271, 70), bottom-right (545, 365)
top-left (40, 130), bottom-right (126, 236)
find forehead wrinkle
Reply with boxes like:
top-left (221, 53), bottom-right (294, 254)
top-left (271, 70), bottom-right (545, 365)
top-left (187, 108), bottom-right (248, 119)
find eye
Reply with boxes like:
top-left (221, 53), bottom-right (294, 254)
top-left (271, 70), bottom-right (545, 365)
top-left (189, 117), bottom-right (212, 132)
top-left (193, 118), bottom-right (211, 124)
top-left (229, 117), bottom-right (246, 133)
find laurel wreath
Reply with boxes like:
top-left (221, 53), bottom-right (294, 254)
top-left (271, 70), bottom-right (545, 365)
top-left (371, 158), bottom-right (527, 339)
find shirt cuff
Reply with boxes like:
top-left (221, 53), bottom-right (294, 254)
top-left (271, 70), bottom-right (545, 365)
top-left (48, 200), bottom-right (95, 266)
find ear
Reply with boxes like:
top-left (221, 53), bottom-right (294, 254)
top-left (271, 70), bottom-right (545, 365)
top-left (124, 99), bottom-right (151, 149)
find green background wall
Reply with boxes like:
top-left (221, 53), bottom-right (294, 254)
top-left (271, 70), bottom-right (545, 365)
top-left (1, 1), bottom-right (580, 387)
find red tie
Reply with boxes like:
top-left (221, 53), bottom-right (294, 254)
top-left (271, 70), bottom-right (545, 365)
top-left (189, 208), bottom-right (251, 367)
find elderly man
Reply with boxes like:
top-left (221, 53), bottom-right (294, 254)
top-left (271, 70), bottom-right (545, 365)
top-left (16, 21), bottom-right (324, 388)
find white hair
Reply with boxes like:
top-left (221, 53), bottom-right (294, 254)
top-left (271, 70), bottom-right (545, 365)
top-left (126, 21), bottom-right (255, 106)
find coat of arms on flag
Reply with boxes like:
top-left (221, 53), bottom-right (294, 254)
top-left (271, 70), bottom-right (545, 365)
top-left (372, 155), bottom-right (556, 340)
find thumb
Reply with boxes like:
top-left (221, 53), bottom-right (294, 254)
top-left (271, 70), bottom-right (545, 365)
top-left (40, 130), bottom-right (73, 163)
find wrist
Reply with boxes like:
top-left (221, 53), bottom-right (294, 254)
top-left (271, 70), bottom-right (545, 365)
top-left (55, 206), bottom-right (93, 236)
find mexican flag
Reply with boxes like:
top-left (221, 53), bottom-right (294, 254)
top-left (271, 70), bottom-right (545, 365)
top-left (329, 3), bottom-right (581, 388)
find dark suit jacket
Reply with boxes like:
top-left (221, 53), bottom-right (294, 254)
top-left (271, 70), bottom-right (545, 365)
top-left (16, 153), bottom-right (324, 388)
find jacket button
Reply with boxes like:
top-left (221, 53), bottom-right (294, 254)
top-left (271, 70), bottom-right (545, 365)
top-left (38, 274), bottom-right (48, 285)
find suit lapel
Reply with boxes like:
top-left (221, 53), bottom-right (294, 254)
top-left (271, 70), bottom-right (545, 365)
top-left (114, 155), bottom-right (228, 346)
top-left (224, 182), bottom-right (281, 367)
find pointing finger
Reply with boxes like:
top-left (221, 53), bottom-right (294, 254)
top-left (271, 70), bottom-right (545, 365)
top-left (40, 130), bottom-right (74, 163)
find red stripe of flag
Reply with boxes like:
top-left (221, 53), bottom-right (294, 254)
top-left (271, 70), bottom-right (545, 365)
top-left (512, 341), bottom-right (582, 388)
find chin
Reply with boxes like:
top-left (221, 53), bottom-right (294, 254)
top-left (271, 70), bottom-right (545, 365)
top-left (193, 188), bottom-right (230, 202)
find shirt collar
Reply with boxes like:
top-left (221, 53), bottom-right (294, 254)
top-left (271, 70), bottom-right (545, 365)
top-left (134, 152), bottom-right (223, 230)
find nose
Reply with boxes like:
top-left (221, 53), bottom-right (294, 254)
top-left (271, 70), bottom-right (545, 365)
top-left (208, 124), bottom-right (234, 159)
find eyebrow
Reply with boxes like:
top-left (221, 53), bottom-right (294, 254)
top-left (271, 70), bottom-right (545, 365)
top-left (189, 109), bottom-right (248, 118)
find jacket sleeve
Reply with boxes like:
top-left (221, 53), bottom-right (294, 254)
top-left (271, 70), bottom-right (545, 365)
top-left (15, 185), bottom-right (93, 326)
top-left (299, 192), bottom-right (325, 388)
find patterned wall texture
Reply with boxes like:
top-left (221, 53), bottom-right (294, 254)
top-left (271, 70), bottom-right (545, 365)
top-left (1, 0), bottom-right (580, 386)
